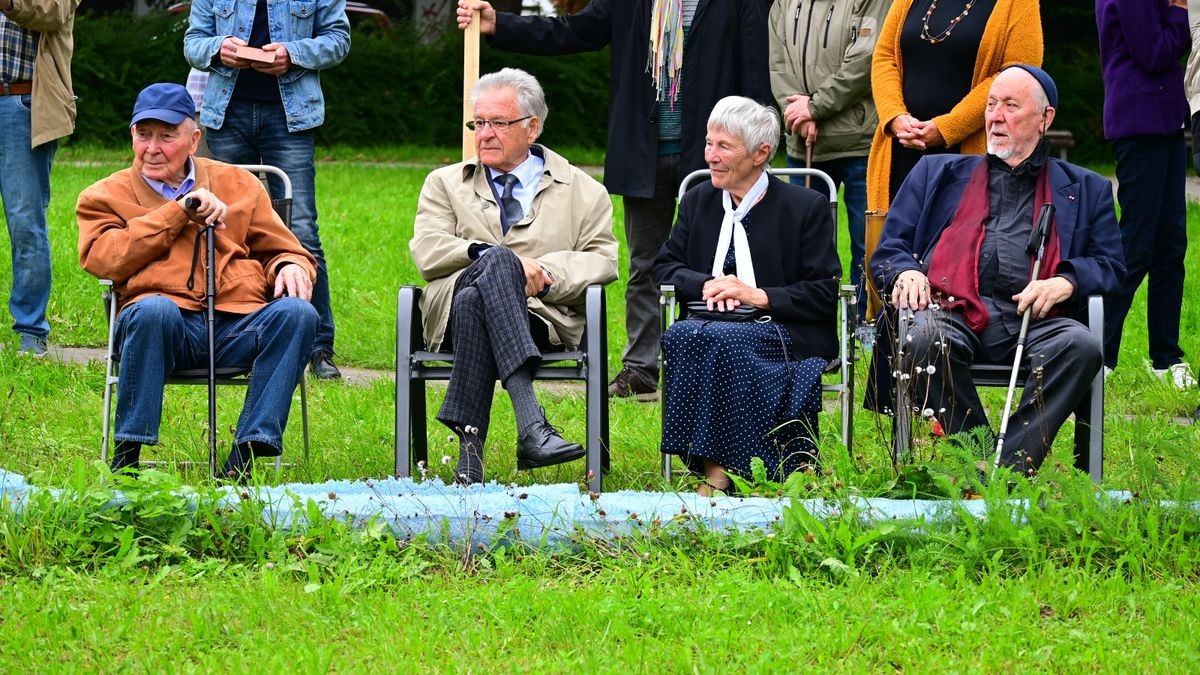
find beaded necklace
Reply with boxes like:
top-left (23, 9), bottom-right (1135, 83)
top-left (920, 0), bottom-right (978, 44)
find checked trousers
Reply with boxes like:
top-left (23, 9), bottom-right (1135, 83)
top-left (436, 248), bottom-right (547, 434)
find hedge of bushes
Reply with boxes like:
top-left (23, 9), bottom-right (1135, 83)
top-left (70, 11), bottom-right (611, 150)
top-left (70, 10), bottom-right (1106, 163)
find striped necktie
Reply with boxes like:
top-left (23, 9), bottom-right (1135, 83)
top-left (494, 173), bottom-right (523, 232)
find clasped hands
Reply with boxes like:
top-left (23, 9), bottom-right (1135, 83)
top-left (891, 269), bottom-right (1073, 319)
top-left (701, 275), bottom-right (769, 312)
top-left (890, 114), bottom-right (944, 151)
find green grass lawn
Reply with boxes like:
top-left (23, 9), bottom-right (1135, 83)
top-left (2, 149), bottom-right (1200, 670)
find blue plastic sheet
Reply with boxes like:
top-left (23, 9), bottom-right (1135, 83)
top-left (0, 467), bottom-right (1154, 549)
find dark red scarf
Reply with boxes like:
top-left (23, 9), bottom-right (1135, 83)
top-left (925, 158), bottom-right (1061, 333)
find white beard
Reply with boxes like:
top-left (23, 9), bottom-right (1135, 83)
top-left (987, 140), bottom-right (1014, 160)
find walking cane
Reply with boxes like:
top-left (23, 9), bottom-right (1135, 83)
top-left (991, 202), bottom-right (1055, 476)
top-left (186, 196), bottom-right (219, 477)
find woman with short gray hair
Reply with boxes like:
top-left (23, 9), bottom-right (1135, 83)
top-left (654, 96), bottom-right (841, 495)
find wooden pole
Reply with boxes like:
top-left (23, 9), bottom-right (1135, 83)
top-left (463, 10), bottom-right (480, 162)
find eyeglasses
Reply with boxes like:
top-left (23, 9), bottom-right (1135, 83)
top-left (465, 116), bottom-right (531, 132)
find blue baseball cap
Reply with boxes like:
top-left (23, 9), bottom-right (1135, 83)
top-left (130, 83), bottom-right (196, 127)
top-left (1002, 63), bottom-right (1059, 109)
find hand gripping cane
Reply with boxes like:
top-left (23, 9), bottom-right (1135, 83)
top-left (991, 202), bottom-right (1055, 477)
top-left (186, 196), bottom-right (219, 476)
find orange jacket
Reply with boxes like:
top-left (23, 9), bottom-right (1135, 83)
top-left (77, 158), bottom-right (316, 314)
top-left (866, 0), bottom-right (1043, 212)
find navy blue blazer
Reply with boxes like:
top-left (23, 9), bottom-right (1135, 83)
top-left (654, 177), bottom-right (842, 361)
top-left (870, 154), bottom-right (1126, 317)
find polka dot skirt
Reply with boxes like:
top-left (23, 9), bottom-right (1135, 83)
top-left (662, 318), bottom-right (827, 482)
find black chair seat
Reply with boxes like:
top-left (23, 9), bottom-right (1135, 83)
top-left (396, 285), bottom-right (610, 491)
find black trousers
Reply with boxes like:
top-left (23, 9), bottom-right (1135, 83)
top-left (619, 152), bottom-right (679, 379)
top-left (436, 248), bottom-right (547, 433)
top-left (1104, 132), bottom-right (1188, 370)
top-left (901, 308), bottom-right (1102, 473)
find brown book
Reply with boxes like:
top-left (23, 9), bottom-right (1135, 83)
top-left (236, 46), bottom-right (276, 64)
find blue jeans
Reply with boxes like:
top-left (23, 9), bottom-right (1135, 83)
top-left (1104, 133), bottom-right (1188, 370)
top-left (206, 99), bottom-right (334, 352)
top-left (0, 94), bottom-right (56, 340)
top-left (113, 296), bottom-right (318, 450)
top-left (787, 154), bottom-right (867, 319)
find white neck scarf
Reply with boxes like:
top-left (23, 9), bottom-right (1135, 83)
top-left (711, 170), bottom-right (769, 288)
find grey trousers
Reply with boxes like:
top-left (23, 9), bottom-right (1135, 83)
top-left (437, 249), bottom-right (544, 433)
top-left (900, 308), bottom-right (1102, 473)
top-left (620, 153), bottom-right (680, 379)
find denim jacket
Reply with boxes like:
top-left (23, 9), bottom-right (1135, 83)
top-left (183, 0), bottom-right (350, 132)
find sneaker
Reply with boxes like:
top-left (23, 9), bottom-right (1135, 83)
top-left (608, 366), bottom-right (658, 402)
top-left (1150, 362), bottom-right (1197, 390)
top-left (309, 347), bottom-right (342, 380)
top-left (1103, 366), bottom-right (1114, 379)
top-left (17, 333), bottom-right (48, 358)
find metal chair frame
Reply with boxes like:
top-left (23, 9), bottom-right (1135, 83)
top-left (395, 284), bottom-right (610, 493)
top-left (661, 168), bottom-right (857, 482)
top-left (99, 164), bottom-right (311, 473)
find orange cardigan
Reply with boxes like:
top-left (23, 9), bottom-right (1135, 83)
top-left (866, 0), bottom-right (1043, 212)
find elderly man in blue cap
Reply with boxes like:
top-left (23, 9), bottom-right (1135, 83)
top-left (866, 65), bottom-right (1126, 475)
top-left (77, 83), bottom-right (319, 480)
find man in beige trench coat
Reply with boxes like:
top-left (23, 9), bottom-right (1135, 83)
top-left (410, 68), bottom-right (618, 484)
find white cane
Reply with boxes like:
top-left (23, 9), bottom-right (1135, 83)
top-left (991, 203), bottom-right (1055, 476)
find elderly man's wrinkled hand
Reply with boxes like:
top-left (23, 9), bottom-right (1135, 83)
top-left (784, 94), bottom-right (813, 133)
top-left (519, 255), bottom-right (551, 298)
top-left (1013, 276), bottom-right (1073, 320)
top-left (799, 120), bottom-right (818, 147)
top-left (180, 189), bottom-right (228, 229)
top-left (457, 0), bottom-right (497, 34)
top-left (274, 263), bottom-right (313, 302)
top-left (891, 269), bottom-right (930, 311)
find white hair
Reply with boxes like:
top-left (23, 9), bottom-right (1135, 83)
top-left (707, 96), bottom-right (780, 161)
top-left (471, 68), bottom-right (549, 129)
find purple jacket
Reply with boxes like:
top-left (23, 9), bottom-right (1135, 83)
top-left (1096, 0), bottom-right (1190, 139)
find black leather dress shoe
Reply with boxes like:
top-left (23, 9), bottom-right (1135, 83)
top-left (516, 418), bottom-right (585, 470)
top-left (309, 348), bottom-right (342, 380)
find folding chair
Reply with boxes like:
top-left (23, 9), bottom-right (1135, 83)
top-left (395, 284), bottom-right (610, 492)
top-left (661, 168), bottom-right (857, 481)
top-left (888, 296), bottom-right (1105, 483)
top-left (99, 164), bottom-right (311, 475)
